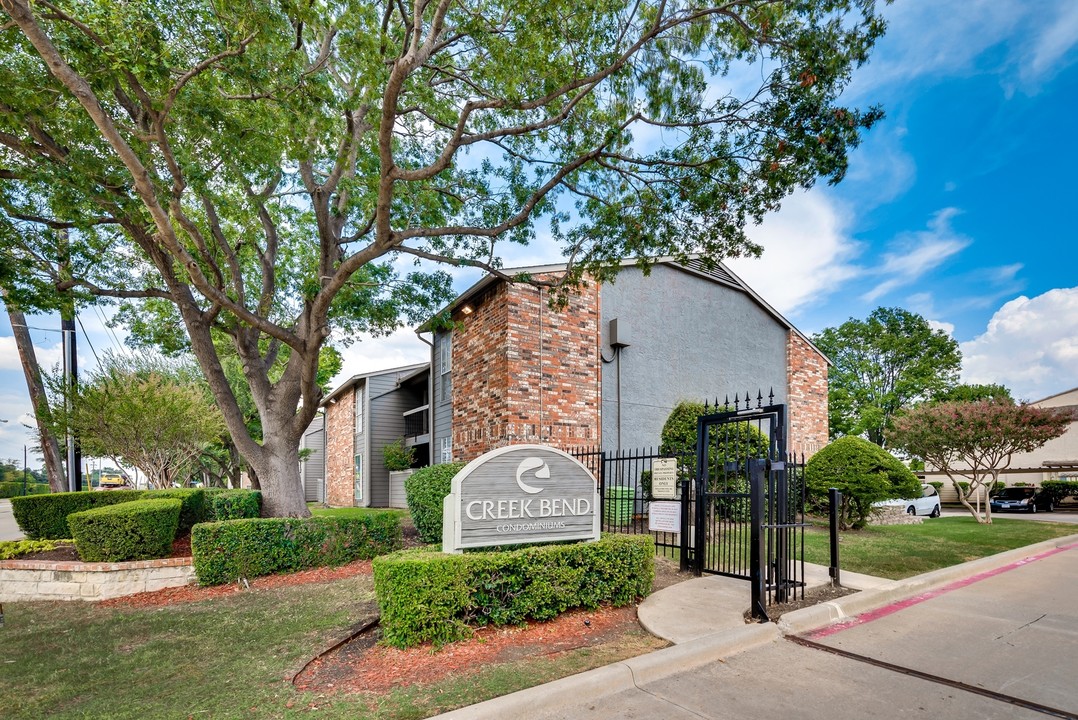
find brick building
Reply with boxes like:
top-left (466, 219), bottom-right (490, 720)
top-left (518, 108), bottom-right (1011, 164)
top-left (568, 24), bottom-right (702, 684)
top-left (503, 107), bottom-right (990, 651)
top-left (318, 257), bottom-right (829, 507)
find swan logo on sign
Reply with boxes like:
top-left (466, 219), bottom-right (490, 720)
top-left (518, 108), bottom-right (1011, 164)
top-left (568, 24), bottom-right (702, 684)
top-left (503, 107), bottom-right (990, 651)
top-left (515, 457), bottom-right (549, 494)
top-left (442, 445), bottom-right (600, 553)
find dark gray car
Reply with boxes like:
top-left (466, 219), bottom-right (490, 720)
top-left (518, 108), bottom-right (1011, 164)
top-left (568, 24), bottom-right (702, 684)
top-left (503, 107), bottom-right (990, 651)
top-left (990, 486), bottom-right (1054, 513)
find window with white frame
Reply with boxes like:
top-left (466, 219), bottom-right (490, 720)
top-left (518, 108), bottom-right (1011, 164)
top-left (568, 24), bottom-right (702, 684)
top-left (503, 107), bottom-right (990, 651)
top-left (440, 436), bottom-right (452, 463)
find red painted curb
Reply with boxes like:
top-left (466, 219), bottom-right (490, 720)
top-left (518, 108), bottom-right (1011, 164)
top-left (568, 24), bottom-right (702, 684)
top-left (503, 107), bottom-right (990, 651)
top-left (808, 541), bottom-right (1078, 639)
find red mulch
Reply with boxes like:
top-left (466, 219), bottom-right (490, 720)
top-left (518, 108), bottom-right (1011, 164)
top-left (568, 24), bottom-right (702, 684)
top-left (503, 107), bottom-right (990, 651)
top-left (98, 558), bottom-right (374, 609)
top-left (294, 604), bottom-right (641, 695)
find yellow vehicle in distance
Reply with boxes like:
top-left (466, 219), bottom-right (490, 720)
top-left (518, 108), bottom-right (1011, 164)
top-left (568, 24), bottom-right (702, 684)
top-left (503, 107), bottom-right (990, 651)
top-left (98, 472), bottom-right (130, 490)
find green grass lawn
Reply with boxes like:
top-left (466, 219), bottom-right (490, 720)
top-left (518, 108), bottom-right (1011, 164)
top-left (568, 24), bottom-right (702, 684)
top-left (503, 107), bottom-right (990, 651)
top-left (0, 564), bottom-right (657, 720)
top-left (801, 516), bottom-right (1078, 579)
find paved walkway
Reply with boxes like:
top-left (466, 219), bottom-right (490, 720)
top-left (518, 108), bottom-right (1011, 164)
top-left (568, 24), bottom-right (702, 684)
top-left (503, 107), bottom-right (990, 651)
top-left (0, 499), bottom-right (25, 541)
top-left (434, 534), bottom-right (1078, 720)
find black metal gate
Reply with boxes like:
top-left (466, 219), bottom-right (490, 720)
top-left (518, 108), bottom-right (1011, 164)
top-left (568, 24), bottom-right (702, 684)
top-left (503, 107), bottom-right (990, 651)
top-left (689, 401), bottom-right (807, 620)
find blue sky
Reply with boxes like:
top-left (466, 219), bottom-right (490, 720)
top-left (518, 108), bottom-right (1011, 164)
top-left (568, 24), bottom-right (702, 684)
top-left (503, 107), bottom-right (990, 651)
top-left (2, 1), bottom-right (1077, 466)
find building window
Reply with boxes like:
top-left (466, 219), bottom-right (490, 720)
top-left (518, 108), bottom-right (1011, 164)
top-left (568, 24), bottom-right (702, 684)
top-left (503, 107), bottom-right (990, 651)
top-left (439, 334), bottom-right (452, 403)
top-left (440, 436), bottom-right (452, 463)
top-left (354, 384), bottom-right (363, 434)
top-left (353, 454), bottom-right (363, 503)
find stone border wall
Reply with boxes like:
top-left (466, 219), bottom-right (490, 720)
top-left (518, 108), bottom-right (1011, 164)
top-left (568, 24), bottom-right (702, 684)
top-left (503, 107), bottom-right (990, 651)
top-left (0, 557), bottom-right (195, 602)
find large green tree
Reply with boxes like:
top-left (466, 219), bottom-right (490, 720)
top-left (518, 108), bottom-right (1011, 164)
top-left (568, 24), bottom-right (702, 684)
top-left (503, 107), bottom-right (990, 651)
top-left (0, 0), bottom-right (885, 516)
top-left (813, 307), bottom-right (961, 447)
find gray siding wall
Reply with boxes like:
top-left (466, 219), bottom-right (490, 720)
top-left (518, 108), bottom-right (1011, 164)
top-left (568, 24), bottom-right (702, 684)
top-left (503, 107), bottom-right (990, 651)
top-left (600, 264), bottom-right (789, 451)
top-left (354, 379), bottom-right (367, 506)
top-left (300, 415), bottom-right (325, 502)
top-left (367, 374), bottom-right (420, 506)
top-left (432, 330), bottom-right (453, 464)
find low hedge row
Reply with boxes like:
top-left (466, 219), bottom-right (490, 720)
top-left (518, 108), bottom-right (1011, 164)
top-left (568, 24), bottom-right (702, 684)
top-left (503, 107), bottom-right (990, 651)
top-left (67, 498), bottom-right (182, 562)
top-left (11, 490), bottom-right (145, 540)
top-left (373, 534), bottom-right (655, 648)
top-left (204, 488), bottom-right (262, 520)
top-left (10, 487), bottom-right (263, 540)
top-left (191, 513), bottom-right (403, 585)
top-left (1041, 479), bottom-right (1078, 503)
top-left (0, 482), bottom-right (49, 499)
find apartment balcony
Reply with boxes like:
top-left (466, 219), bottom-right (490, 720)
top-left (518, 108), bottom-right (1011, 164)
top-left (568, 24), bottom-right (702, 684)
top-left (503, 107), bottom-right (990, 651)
top-left (403, 404), bottom-right (430, 445)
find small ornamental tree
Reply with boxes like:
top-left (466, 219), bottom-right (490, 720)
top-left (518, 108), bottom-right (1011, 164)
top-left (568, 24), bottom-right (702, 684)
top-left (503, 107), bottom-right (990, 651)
top-left (804, 436), bottom-right (920, 530)
top-left (888, 401), bottom-right (1071, 524)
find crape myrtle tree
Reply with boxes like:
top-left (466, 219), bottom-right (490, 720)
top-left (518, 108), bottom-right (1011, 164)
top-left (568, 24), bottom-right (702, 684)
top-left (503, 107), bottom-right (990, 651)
top-left (888, 401), bottom-right (1070, 524)
top-left (813, 307), bottom-right (961, 447)
top-left (0, 0), bottom-right (885, 516)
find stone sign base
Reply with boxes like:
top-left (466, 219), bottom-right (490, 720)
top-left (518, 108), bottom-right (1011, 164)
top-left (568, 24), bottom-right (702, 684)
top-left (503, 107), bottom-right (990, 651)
top-left (0, 557), bottom-right (196, 602)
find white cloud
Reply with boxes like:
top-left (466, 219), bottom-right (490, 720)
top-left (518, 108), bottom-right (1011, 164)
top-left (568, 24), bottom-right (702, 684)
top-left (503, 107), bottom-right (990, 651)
top-left (960, 287), bottom-right (1078, 402)
top-left (0, 335), bottom-right (63, 372)
top-left (328, 327), bottom-right (431, 393)
top-left (727, 190), bottom-right (862, 316)
top-left (1021, 2), bottom-right (1078, 84)
top-left (928, 319), bottom-right (956, 337)
top-left (861, 208), bottom-right (970, 302)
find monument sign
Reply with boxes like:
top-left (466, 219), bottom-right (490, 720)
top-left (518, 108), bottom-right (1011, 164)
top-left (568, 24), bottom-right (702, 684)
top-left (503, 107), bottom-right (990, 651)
top-left (442, 445), bottom-right (600, 553)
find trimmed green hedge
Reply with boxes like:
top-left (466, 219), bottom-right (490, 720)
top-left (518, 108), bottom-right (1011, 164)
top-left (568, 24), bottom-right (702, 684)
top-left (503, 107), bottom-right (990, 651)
top-left (404, 462), bottom-right (465, 544)
top-left (0, 482), bottom-right (49, 499)
top-left (191, 513), bottom-right (403, 585)
top-left (204, 488), bottom-right (262, 521)
top-left (67, 498), bottom-right (182, 562)
top-left (147, 488), bottom-right (207, 532)
top-left (11, 490), bottom-right (146, 540)
top-left (373, 534), bottom-right (655, 648)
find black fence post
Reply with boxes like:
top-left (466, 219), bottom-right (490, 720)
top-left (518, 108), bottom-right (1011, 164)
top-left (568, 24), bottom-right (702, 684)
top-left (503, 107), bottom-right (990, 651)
top-left (679, 477), bottom-right (691, 572)
top-left (828, 487), bottom-right (842, 587)
top-left (749, 459), bottom-right (768, 621)
top-left (598, 451), bottom-right (606, 533)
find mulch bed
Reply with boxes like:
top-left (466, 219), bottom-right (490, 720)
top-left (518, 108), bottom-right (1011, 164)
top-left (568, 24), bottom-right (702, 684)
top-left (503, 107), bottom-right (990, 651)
top-left (293, 604), bottom-right (642, 695)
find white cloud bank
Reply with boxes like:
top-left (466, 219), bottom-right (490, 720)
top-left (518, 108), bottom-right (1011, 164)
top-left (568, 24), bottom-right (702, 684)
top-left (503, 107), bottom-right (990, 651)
top-left (0, 335), bottom-right (63, 372)
top-left (960, 286), bottom-right (1078, 402)
top-left (727, 190), bottom-right (862, 317)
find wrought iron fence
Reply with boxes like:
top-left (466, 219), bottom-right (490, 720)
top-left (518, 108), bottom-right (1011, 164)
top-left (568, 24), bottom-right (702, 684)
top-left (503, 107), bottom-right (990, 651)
top-left (571, 445), bottom-right (695, 559)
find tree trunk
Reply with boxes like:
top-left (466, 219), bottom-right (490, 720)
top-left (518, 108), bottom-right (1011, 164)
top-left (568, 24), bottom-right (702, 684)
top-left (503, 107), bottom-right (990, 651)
top-left (3, 301), bottom-right (68, 492)
top-left (250, 436), bottom-right (309, 517)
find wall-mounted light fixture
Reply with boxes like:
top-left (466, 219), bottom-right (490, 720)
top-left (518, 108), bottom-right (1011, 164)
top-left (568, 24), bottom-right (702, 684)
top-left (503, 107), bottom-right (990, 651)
top-left (460, 304), bottom-right (474, 315)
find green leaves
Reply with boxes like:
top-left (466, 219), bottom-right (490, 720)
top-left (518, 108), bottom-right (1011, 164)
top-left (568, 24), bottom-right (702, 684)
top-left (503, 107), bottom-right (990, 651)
top-left (814, 307), bottom-right (962, 446)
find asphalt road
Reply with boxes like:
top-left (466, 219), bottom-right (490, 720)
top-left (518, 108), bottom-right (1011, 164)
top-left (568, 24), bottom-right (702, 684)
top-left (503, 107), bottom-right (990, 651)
top-left (538, 539), bottom-right (1078, 720)
top-left (0, 499), bottom-right (25, 541)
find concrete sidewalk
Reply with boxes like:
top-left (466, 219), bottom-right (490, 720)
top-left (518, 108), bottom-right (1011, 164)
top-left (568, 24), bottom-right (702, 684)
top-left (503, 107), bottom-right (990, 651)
top-left (0, 498), bottom-right (25, 541)
top-left (432, 533), bottom-right (1078, 720)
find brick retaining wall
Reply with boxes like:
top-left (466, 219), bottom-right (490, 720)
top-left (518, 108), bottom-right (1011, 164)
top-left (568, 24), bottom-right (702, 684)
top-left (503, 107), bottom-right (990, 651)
top-left (0, 556), bottom-right (195, 602)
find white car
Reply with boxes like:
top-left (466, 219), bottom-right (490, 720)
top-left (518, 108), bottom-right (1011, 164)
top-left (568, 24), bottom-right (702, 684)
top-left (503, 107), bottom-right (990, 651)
top-left (880, 483), bottom-right (941, 518)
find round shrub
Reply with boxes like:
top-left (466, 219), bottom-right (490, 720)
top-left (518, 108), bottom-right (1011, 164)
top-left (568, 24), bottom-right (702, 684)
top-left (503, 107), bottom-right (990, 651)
top-left (66, 498), bottom-right (182, 562)
top-left (805, 437), bottom-right (921, 530)
top-left (404, 463), bottom-right (465, 544)
top-left (661, 401), bottom-right (770, 477)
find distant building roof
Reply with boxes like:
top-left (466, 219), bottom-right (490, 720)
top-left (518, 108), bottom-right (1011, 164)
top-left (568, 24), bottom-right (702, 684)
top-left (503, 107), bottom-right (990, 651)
top-left (320, 362), bottom-right (429, 407)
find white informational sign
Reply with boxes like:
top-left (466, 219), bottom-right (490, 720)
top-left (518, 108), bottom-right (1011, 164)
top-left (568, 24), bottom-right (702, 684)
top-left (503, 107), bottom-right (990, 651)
top-left (648, 501), bottom-right (682, 533)
top-left (442, 445), bottom-right (600, 553)
top-left (651, 458), bottom-right (679, 500)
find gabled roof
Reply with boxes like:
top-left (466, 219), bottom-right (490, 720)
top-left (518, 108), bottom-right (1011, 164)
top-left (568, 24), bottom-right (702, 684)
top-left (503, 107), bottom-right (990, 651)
top-left (417, 256), bottom-right (829, 362)
top-left (320, 362), bottom-right (429, 407)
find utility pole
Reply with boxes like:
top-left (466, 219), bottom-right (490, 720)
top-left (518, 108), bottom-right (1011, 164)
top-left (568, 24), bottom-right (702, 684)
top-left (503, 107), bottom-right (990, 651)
top-left (61, 315), bottom-right (82, 492)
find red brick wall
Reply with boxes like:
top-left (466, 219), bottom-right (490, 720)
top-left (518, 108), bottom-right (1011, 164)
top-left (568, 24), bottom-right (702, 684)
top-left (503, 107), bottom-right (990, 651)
top-left (324, 387), bottom-right (355, 507)
top-left (452, 280), bottom-right (601, 461)
top-left (787, 331), bottom-right (829, 459)
top-left (451, 283), bottom-right (510, 460)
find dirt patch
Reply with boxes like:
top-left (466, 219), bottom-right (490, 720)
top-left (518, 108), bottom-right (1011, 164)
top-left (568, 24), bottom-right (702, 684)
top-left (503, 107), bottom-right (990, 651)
top-left (652, 554), bottom-right (694, 591)
top-left (745, 583), bottom-right (859, 622)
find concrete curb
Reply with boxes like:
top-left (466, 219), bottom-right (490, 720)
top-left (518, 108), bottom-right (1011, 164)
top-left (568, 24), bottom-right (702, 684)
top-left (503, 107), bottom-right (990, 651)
top-left (778, 532), bottom-right (1078, 636)
top-left (431, 623), bottom-right (779, 719)
top-left (434, 532), bottom-right (1078, 719)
